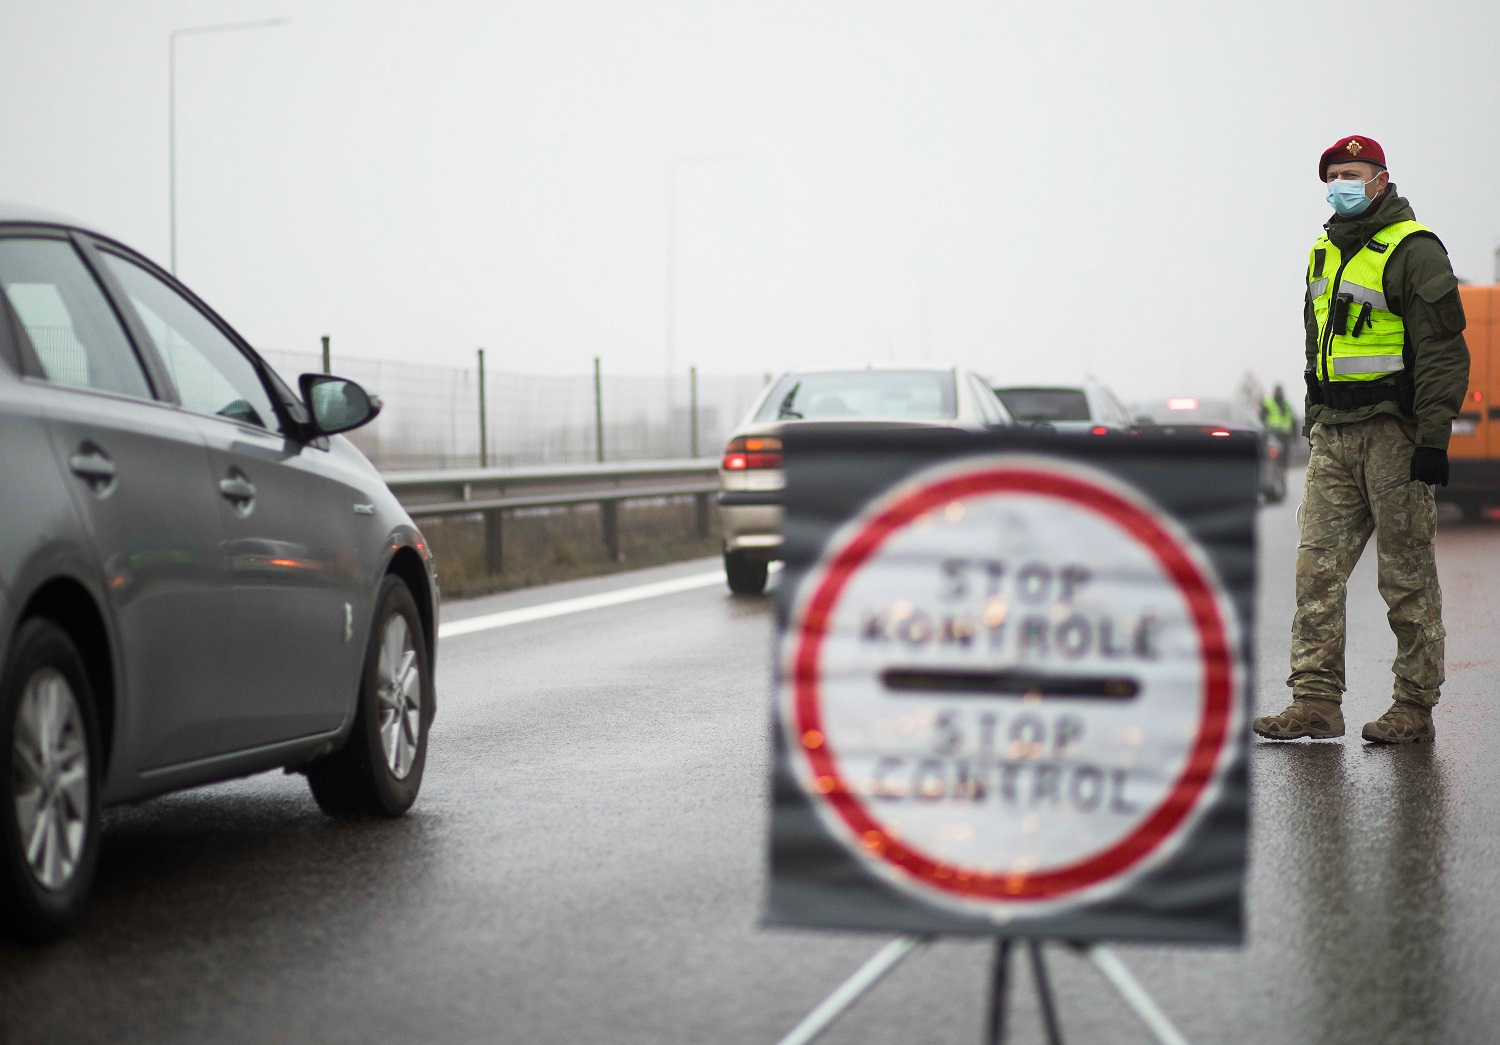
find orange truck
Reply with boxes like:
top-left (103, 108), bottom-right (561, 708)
top-left (1447, 284), bottom-right (1500, 519)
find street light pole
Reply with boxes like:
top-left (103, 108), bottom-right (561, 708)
top-left (169, 17), bottom-right (290, 275)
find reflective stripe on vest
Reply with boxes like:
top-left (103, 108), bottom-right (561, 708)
top-left (1307, 219), bottom-right (1431, 384)
top-left (1331, 354), bottom-right (1404, 376)
top-left (1338, 281), bottom-right (1387, 310)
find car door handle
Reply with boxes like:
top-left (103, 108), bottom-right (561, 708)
top-left (218, 476), bottom-right (257, 501)
top-left (68, 446), bottom-right (116, 485)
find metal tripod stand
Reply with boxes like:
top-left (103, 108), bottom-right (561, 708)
top-left (775, 935), bottom-right (1192, 1045)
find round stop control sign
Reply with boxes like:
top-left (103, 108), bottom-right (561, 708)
top-left (780, 455), bottom-right (1243, 918)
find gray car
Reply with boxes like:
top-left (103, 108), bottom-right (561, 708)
top-left (0, 203), bottom-right (438, 940)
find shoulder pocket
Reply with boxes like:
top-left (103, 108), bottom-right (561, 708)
top-left (1416, 272), bottom-right (1459, 305)
top-left (1416, 273), bottom-right (1466, 335)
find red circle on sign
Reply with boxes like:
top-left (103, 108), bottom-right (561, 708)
top-left (790, 464), bottom-right (1235, 902)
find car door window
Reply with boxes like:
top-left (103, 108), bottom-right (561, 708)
top-left (0, 237), bottom-right (153, 399)
top-left (100, 252), bottom-right (282, 433)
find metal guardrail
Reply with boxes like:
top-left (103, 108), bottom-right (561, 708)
top-left (383, 458), bottom-right (720, 572)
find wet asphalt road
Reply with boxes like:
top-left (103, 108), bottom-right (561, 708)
top-left (4, 470), bottom-right (1500, 1044)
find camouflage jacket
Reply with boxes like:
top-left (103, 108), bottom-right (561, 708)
top-left (1302, 187), bottom-right (1470, 450)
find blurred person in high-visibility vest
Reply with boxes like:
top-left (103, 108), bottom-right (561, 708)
top-left (1253, 135), bottom-right (1469, 745)
top-left (1261, 384), bottom-right (1296, 452)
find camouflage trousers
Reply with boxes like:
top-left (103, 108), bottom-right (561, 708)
top-left (1288, 414), bottom-right (1445, 706)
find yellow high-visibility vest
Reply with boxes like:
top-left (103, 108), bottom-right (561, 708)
top-left (1307, 220), bottom-right (1431, 383)
top-left (1263, 397), bottom-right (1294, 432)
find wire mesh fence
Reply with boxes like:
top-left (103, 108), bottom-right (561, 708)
top-left (257, 348), bottom-right (769, 471)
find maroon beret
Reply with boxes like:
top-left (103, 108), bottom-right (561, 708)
top-left (1319, 136), bottom-right (1387, 180)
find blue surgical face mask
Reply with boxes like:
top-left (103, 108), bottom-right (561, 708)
top-left (1326, 174), bottom-right (1379, 217)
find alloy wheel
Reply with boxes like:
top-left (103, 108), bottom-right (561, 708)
top-left (376, 616), bottom-right (422, 780)
top-left (11, 667), bottom-right (90, 891)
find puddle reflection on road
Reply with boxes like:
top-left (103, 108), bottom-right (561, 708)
top-left (1253, 740), bottom-right (1451, 1041)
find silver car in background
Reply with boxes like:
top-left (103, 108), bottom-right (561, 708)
top-left (716, 365), bottom-right (1012, 594)
top-left (0, 203), bottom-right (438, 941)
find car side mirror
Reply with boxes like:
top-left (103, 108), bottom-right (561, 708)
top-left (298, 373), bottom-right (382, 436)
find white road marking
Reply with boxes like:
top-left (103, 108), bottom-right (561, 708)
top-left (438, 570), bottom-right (724, 639)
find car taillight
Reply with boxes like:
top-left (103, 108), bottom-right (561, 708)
top-left (1090, 426), bottom-right (1109, 435)
top-left (722, 436), bottom-right (783, 470)
top-left (1210, 428), bottom-right (1231, 438)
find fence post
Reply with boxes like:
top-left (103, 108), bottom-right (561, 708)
top-left (321, 335), bottom-right (331, 374)
top-left (689, 365), bottom-right (699, 458)
top-left (477, 347), bottom-right (488, 469)
top-left (593, 356), bottom-right (604, 463)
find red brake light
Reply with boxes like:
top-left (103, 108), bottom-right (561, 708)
top-left (1210, 428), bottom-right (1231, 437)
top-left (722, 436), bottom-right (783, 470)
top-left (1090, 426), bottom-right (1109, 435)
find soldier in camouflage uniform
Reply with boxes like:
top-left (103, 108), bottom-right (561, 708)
top-left (1254, 135), bottom-right (1469, 744)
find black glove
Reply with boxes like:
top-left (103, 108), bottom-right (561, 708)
top-left (1410, 446), bottom-right (1449, 486)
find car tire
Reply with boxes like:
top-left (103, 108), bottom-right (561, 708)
top-left (0, 618), bottom-right (103, 943)
top-left (306, 576), bottom-right (433, 818)
top-left (724, 550), bottom-right (769, 596)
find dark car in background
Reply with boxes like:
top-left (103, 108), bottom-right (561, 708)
top-left (0, 203), bottom-right (438, 940)
top-left (1132, 396), bottom-right (1288, 503)
top-left (993, 380), bottom-right (1134, 433)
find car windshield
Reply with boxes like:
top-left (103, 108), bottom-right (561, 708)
top-left (994, 387), bottom-right (1091, 422)
top-left (756, 370), bottom-right (957, 422)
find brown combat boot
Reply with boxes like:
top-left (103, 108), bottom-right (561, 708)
top-left (1251, 697), bottom-right (1344, 740)
top-left (1361, 701), bottom-right (1435, 744)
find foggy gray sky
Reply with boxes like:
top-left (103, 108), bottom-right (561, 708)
top-left (3, 0), bottom-right (1497, 403)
